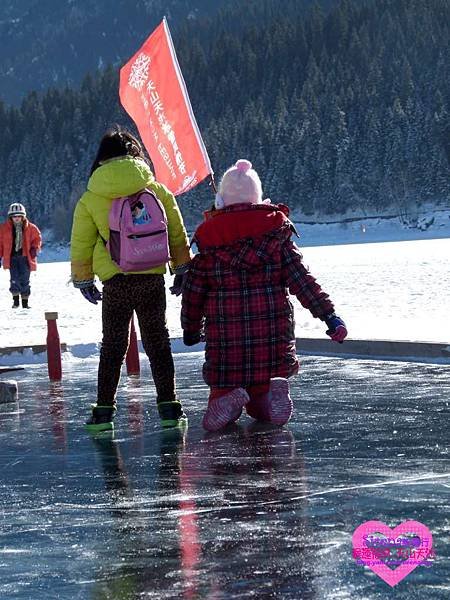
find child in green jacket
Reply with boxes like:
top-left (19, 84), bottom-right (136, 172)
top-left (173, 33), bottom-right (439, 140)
top-left (71, 126), bottom-right (191, 432)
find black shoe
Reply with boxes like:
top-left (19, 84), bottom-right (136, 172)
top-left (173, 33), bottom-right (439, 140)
top-left (85, 405), bottom-right (116, 433)
top-left (21, 297), bottom-right (30, 309)
top-left (12, 296), bottom-right (19, 308)
top-left (157, 401), bottom-right (187, 428)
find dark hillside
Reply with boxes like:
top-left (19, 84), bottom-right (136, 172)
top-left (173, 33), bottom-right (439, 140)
top-left (0, 0), bottom-right (448, 235)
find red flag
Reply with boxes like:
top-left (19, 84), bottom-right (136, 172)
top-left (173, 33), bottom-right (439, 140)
top-left (119, 18), bottom-right (212, 196)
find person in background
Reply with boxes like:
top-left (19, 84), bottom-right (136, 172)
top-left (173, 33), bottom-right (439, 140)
top-left (0, 202), bottom-right (42, 309)
top-left (70, 125), bottom-right (192, 433)
top-left (181, 159), bottom-right (347, 432)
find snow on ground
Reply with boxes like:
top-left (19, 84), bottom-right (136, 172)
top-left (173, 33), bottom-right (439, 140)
top-left (1, 213), bottom-right (449, 365)
top-left (37, 207), bottom-right (450, 262)
top-left (295, 207), bottom-right (450, 246)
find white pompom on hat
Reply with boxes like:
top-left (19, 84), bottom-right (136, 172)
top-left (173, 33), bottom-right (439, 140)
top-left (215, 159), bottom-right (263, 209)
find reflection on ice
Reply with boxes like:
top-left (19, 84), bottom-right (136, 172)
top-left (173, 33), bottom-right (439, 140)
top-left (0, 354), bottom-right (448, 598)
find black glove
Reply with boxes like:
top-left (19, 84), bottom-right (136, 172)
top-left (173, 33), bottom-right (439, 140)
top-left (80, 284), bottom-right (103, 305)
top-left (169, 273), bottom-right (185, 296)
top-left (183, 331), bottom-right (201, 346)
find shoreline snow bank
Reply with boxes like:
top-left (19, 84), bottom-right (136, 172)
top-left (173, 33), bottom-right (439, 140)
top-left (38, 208), bottom-right (450, 262)
top-left (1, 338), bottom-right (449, 368)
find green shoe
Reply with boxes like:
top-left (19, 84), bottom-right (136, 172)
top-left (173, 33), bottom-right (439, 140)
top-left (85, 405), bottom-right (116, 433)
top-left (157, 401), bottom-right (187, 428)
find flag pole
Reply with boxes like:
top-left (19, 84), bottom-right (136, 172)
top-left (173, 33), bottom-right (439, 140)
top-left (209, 174), bottom-right (217, 194)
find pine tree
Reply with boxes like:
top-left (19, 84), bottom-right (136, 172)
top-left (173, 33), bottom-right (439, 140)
top-left (0, 0), bottom-right (449, 233)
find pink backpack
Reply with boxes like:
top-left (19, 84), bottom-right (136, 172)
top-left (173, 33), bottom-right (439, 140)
top-left (107, 189), bottom-right (170, 272)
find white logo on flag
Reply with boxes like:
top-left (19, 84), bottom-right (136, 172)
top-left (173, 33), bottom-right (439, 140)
top-left (174, 171), bottom-right (198, 195)
top-left (128, 53), bottom-right (151, 91)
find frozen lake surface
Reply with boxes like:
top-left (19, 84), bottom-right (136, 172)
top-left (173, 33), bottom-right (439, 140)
top-left (0, 238), bottom-right (449, 353)
top-left (0, 353), bottom-right (449, 598)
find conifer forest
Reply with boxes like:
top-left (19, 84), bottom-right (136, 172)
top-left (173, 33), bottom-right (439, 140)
top-left (0, 0), bottom-right (448, 237)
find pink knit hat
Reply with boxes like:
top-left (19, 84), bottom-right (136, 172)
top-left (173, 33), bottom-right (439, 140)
top-left (215, 159), bottom-right (263, 209)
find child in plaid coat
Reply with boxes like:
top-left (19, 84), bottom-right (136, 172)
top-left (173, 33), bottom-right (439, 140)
top-left (181, 160), bottom-right (347, 431)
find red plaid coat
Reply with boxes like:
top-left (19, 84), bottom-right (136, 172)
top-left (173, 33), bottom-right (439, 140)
top-left (181, 203), bottom-right (335, 388)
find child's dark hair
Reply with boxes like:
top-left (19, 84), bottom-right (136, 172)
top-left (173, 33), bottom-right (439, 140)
top-left (90, 125), bottom-right (147, 175)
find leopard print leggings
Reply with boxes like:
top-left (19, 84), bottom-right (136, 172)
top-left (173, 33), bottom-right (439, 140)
top-left (97, 274), bottom-right (176, 406)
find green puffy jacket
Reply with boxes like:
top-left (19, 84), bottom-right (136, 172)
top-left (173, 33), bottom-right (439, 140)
top-left (70, 157), bottom-right (191, 284)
